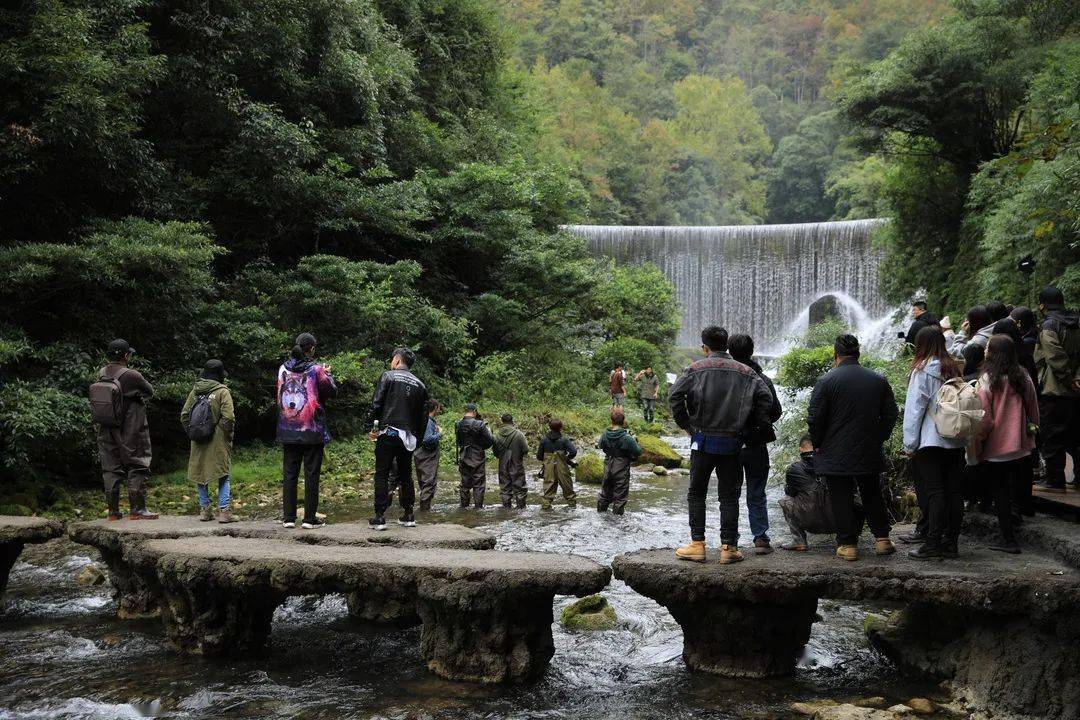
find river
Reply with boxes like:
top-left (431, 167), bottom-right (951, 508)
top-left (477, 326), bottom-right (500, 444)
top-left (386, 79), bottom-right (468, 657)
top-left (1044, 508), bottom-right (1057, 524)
top-left (0, 436), bottom-right (941, 719)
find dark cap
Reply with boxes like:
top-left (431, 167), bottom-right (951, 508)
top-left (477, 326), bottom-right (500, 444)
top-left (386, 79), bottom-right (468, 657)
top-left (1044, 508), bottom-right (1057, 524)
top-left (501, 413), bottom-right (513, 423)
top-left (1039, 286), bottom-right (1065, 311)
top-left (464, 403), bottom-right (478, 413)
top-left (107, 339), bottom-right (134, 359)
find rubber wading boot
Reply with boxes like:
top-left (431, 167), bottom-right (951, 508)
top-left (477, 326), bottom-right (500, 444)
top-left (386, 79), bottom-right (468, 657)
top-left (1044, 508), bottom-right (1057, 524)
top-left (719, 544), bottom-right (744, 564)
top-left (515, 497), bottom-right (527, 509)
top-left (836, 545), bottom-right (858, 561)
top-left (200, 506), bottom-right (214, 522)
top-left (128, 491), bottom-right (159, 520)
top-left (875, 538), bottom-right (897, 556)
top-left (675, 540), bottom-right (707, 563)
top-left (418, 500), bottom-right (431, 513)
top-left (106, 489), bottom-right (122, 521)
top-left (217, 507), bottom-right (238, 523)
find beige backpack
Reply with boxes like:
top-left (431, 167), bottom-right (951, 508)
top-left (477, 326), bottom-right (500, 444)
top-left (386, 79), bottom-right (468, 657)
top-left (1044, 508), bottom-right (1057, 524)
top-left (930, 377), bottom-right (984, 440)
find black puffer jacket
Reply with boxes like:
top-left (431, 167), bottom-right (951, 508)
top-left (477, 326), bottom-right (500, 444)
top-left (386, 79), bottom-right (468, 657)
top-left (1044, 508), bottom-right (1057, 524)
top-left (455, 416), bottom-right (494, 451)
top-left (807, 358), bottom-right (898, 476)
top-left (369, 369), bottom-right (428, 438)
top-left (668, 351), bottom-right (774, 437)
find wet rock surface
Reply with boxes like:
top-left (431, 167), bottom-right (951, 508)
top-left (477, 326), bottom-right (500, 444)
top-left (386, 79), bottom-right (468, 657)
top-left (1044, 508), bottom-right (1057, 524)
top-left (67, 516), bottom-right (496, 619)
top-left (614, 533), bottom-right (1080, 718)
top-left (560, 594), bottom-right (617, 630)
top-left (0, 516), bottom-right (65, 594)
top-left (146, 536), bottom-right (611, 683)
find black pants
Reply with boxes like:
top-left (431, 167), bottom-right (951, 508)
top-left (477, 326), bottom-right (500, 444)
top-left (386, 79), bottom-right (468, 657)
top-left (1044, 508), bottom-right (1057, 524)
top-left (282, 443), bottom-right (324, 523)
top-left (984, 458), bottom-right (1026, 542)
top-left (375, 433), bottom-right (414, 517)
top-left (825, 474), bottom-right (891, 546)
top-left (1040, 395), bottom-right (1080, 486)
top-left (911, 459), bottom-right (928, 536)
top-left (914, 447), bottom-right (965, 544)
top-left (688, 450), bottom-right (742, 544)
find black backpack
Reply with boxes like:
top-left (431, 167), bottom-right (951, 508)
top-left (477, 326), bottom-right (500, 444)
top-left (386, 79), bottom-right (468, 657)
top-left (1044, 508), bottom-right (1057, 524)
top-left (185, 391), bottom-right (218, 442)
top-left (89, 368), bottom-right (130, 427)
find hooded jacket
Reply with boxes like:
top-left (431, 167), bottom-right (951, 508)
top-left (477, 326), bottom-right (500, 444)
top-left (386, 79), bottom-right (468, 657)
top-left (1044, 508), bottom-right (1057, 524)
top-left (668, 351), bottom-right (774, 438)
top-left (276, 358), bottom-right (337, 445)
top-left (597, 427), bottom-right (642, 460)
top-left (181, 379), bottom-right (234, 485)
top-left (1035, 309), bottom-right (1080, 397)
top-left (902, 358), bottom-right (965, 453)
top-left (537, 431), bottom-right (577, 461)
top-left (493, 425), bottom-right (528, 461)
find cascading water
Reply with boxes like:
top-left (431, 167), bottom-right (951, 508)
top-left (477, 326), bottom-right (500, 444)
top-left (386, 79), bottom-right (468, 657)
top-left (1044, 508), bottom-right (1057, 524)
top-left (775, 291), bottom-right (907, 356)
top-left (569, 219), bottom-right (890, 348)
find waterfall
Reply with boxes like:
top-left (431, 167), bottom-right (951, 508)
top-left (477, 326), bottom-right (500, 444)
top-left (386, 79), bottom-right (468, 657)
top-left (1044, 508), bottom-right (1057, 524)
top-left (569, 219), bottom-right (890, 350)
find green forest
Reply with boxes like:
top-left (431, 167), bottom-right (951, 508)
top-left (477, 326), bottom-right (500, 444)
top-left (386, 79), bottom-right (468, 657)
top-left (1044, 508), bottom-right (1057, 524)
top-left (1, 0), bottom-right (1079, 512)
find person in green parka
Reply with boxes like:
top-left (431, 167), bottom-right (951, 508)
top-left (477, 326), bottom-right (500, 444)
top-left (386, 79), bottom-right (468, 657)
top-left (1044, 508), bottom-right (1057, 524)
top-left (180, 359), bottom-right (237, 523)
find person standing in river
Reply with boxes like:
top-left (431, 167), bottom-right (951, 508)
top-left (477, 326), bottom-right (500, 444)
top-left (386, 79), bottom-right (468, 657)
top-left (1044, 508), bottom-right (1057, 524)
top-left (808, 334), bottom-right (899, 561)
top-left (538, 418), bottom-right (578, 508)
top-left (669, 326), bottom-right (774, 564)
top-left (367, 347), bottom-right (428, 529)
top-left (634, 366), bottom-right (661, 422)
top-left (278, 333), bottom-right (338, 530)
top-left (455, 404), bottom-right (494, 508)
top-left (181, 360), bottom-right (237, 523)
top-left (493, 413), bottom-right (529, 509)
top-left (91, 339), bottom-right (158, 520)
top-left (414, 400), bottom-right (442, 513)
top-left (728, 334), bottom-right (783, 555)
top-left (596, 407), bottom-right (642, 515)
top-left (1034, 287), bottom-right (1080, 492)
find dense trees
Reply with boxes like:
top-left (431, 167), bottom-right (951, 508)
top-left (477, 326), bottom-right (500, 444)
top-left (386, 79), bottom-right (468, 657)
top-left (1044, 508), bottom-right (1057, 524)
top-left (0, 0), bottom-right (676, 485)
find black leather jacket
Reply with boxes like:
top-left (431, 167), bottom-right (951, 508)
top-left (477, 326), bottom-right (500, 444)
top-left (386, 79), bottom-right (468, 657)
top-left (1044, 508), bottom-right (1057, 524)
top-left (455, 416), bottom-right (494, 451)
top-left (668, 351), bottom-right (774, 437)
top-left (369, 369), bottom-right (428, 438)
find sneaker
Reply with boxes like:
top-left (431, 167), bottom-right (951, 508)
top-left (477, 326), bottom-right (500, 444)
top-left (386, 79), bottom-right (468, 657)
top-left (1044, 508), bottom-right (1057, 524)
top-left (282, 520), bottom-right (296, 529)
top-left (301, 519), bottom-right (326, 530)
top-left (753, 538), bottom-right (774, 555)
top-left (675, 540), bottom-right (707, 563)
top-left (899, 531), bottom-right (927, 544)
top-left (908, 543), bottom-right (943, 561)
top-left (875, 538), bottom-right (897, 556)
top-left (369, 516), bottom-right (387, 531)
top-left (719, 544), bottom-right (744, 564)
top-left (199, 506), bottom-right (214, 522)
top-left (836, 544), bottom-right (858, 561)
top-left (128, 509), bottom-right (159, 520)
top-left (397, 514), bottom-right (416, 528)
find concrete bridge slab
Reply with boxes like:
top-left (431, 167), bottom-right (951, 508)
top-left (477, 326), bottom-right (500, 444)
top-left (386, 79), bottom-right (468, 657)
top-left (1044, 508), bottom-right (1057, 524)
top-left (0, 516), bottom-right (65, 594)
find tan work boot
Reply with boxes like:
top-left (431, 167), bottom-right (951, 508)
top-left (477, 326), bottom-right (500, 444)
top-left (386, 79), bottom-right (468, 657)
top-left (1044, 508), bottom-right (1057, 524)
top-left (875, 538), bottom-right (897, 556)
top-left (675, 540), bottom-right (707, 563)
top-left (199, 506), bottom-right (214, 522)
top-left (217, 507), bottom-right (238, 524)
top-left (719, 544), bottom-right (744, 564)
top-left (836, 544), bottom-right (858, 561)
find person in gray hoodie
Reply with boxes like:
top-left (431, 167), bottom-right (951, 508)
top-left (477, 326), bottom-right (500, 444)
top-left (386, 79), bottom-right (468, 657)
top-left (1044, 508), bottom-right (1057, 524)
top-left (596, 408), bottom-right (642, 514)
top-left (493, 414), bottom-right (529, 508)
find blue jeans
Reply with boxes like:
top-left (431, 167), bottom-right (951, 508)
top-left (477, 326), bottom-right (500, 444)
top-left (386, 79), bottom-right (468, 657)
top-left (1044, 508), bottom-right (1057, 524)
top-left (198, 475), bottom-right (231, 510)
top-left (740, 444), bottom-right (770, 541)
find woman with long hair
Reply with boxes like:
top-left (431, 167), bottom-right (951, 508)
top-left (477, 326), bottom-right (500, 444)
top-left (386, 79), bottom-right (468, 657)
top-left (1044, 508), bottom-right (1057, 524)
top-left (976, 335), bottom-right (1039, 554)
top-left (903, 327), bottom-right (966, 559)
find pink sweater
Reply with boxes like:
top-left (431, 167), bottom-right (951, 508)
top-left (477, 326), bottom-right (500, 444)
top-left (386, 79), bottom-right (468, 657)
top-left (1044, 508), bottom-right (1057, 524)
top-left (976, 373), bottom-right (1040, 462)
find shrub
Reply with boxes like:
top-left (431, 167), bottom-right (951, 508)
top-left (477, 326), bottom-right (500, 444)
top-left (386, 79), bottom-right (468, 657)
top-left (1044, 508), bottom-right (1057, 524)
top-left (777, 346), bottom-right (834, 389)
top-left (592, 338), bottom-right (665, 382)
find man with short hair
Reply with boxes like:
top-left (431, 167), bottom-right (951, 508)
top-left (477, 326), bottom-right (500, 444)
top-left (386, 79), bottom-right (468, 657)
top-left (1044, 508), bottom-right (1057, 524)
top-left (493, 413), bottom-right (529, 509)
top-left (1034, 287), bottom-right (1080, 490)
top-left (367, 347), bottom-right (429, 530)
top-left (610, 363), bottom-right (627, 406)
top-left (905, 301), bottom-right (933, 346)
top-left (728, 334), bottom-right (783, 555)
top-left (95, 339), bottom-right (158, 520)
top-left (808, 334), bottom-right (899, 561)
top-left (634, 366), bottom-right (661, 422)
top-left (456, 403), bottom-right (494, 508)
top-left (669, 326), bottom-right (774, 564)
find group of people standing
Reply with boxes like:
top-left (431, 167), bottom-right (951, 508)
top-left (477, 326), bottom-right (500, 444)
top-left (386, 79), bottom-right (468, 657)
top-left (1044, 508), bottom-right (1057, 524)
top-left (609, 364), bottom-right (662, 422)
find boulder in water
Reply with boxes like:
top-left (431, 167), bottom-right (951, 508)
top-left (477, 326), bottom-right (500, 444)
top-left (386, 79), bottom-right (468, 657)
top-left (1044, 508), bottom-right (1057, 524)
top-left (560, 594), bottom-right (617, 631)
top-left (809, 294), bottom-right (842, 326)
top-left (636, 436), bottom-right (681, 468)
top-left (575, 455), bottom-right (604, 485)
top-left (75, 564), bottom-right (106, 586)
top-left (652, 466), bottom-right (668, 476)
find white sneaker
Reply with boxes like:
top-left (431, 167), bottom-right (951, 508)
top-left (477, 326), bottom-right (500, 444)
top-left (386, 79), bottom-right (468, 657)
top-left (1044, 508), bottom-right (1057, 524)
top-left (397, 514), bottom-right (416, 528)
top-left (282, 521), bottom-right (296, 529)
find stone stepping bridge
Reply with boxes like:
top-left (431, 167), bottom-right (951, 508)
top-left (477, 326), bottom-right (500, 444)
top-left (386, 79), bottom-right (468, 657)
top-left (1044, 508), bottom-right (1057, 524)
top-left (1, 516), bottom-right (65, 594)
top-left (68, 517), bottom-right (495, 620)
top-left (615, 527), bottom-right (1080, 720)
top-left (147, 536), bottom-right (610, 683)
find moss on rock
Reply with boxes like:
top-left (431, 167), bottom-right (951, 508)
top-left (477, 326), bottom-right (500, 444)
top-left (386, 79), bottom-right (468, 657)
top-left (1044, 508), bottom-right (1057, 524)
top-left (576, 454), bottom-right (604, 485)
top-left (560, 594), bottom-right (617, 631)
top-left (636, 435), bottom-right (682, 468)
